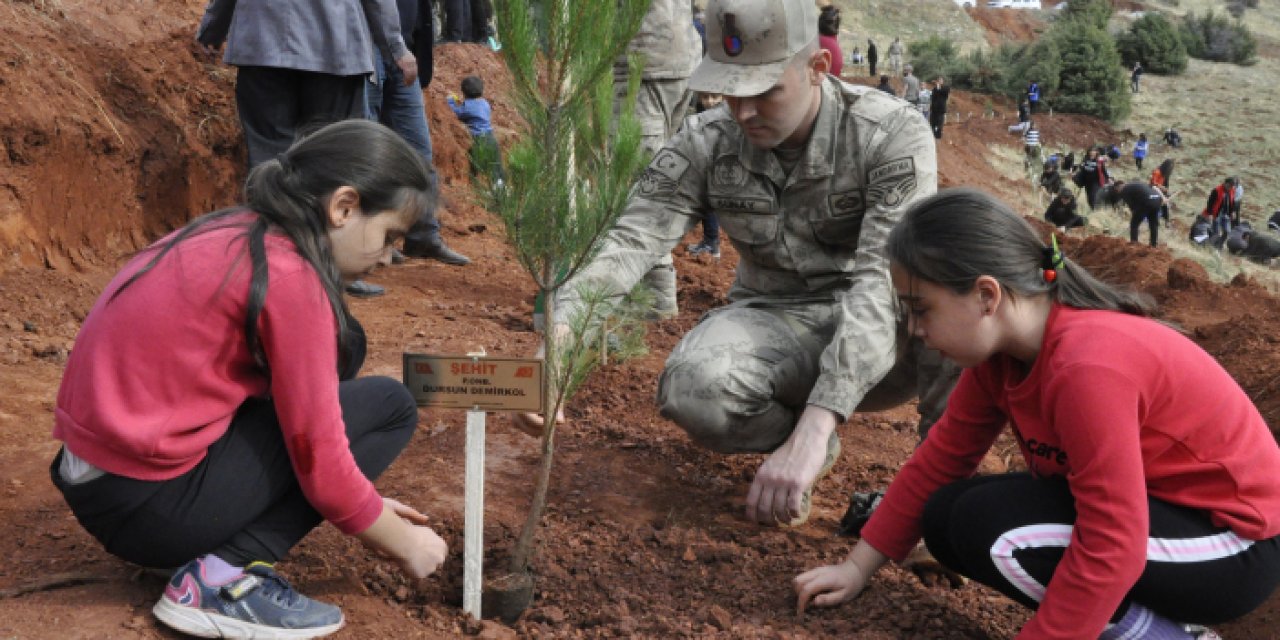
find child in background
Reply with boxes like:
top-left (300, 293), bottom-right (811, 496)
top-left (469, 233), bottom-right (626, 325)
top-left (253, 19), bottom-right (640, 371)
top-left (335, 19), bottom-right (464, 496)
top-left (50, 120), bottom-right (448, 639)
top-left (1022, 121), bottom-right (1041, 169)
top-left (795, 188), bottom-right (1280, 640)
top-left (448, 75), bottom-right (504, 185)
top-left (1132, 132), bottom-right (1148, 170)
top-left (688, 92), bottom-right (723, 258)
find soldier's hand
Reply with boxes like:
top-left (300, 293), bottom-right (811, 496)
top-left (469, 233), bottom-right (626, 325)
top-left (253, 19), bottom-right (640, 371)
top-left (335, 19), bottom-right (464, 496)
top-left (511, 407), bottom-right (565, 438)
top-left (511, 327), bottom-right (571, 437)
top-left (746, 406), bottom-right (840, 525)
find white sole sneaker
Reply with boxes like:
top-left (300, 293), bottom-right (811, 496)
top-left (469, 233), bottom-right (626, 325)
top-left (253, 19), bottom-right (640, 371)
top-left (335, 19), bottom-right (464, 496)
top-left (154, 596), bottom-right (344, 639)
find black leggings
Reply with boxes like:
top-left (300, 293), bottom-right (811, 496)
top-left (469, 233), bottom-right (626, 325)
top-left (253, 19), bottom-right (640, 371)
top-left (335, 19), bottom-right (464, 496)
top-left (1129, 204), bottom-right (1161, 246)
top-left (922, 473), bottom-right (1280, 625)
top-left (52, 376), bottom-right (418, 567)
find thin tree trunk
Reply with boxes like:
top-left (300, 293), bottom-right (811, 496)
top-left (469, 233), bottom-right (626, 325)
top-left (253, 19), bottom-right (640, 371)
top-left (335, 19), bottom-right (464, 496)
top-left (510, 268), bottom-right (559, 574)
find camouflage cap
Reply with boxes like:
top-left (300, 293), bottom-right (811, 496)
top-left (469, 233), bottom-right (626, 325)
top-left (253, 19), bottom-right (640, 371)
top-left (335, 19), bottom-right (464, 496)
top-left (688, 0), bottom-right (817, 97)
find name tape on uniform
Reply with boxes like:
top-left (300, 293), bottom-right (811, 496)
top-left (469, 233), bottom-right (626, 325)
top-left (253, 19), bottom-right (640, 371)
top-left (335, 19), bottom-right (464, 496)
top-left (403, 354), bottom-right (544, 412)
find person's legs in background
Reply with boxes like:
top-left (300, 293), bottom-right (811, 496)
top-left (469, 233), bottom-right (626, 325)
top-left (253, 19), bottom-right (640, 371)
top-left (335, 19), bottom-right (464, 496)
top-left (367, 51), bottom-right (470, 267)
top-left (688, 212), bottom-right (721, 258)
top-left (234, 66), bottom-right (302, 170)
top-left (442, 0), bottom-right (472, 43)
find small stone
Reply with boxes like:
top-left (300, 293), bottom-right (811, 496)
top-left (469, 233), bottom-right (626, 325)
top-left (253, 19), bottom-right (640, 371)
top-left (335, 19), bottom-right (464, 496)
top-left (706, 604), bottom-right (732, 631)
top-left (23, 321), bottom-right (37, 333)
top-left (535, 605), bottom-right (566, 625)
top-left (476, 620), bottom-right (517, 639)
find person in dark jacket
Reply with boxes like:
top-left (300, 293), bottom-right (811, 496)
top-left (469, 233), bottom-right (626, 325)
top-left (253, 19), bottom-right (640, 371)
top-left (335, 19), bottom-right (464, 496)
top-left (1026, 80), bottom-right (1040, 113)
top-left (1039, 158), bottom-right (1063, 197)
top-left (1100, 180), bottom-right (1166, 247)
top-left (1044, 188), bottom-right (1086, 230)
top-left (1072, 147), bottom-right (1110, 211)
top-left (1234, 229), bottom-right (1280, 264)
top-left (1059, 150), bottom-right (1075, 174)
top-left (876, 74), bottom-right (894, 95)
top-left (867, 39), bottom-right (878, 77)
top-left (929, 76), bottom-right (950, 140)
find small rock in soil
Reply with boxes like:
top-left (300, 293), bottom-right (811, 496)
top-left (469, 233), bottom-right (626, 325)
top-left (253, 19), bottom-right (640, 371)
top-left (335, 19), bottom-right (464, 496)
top-left (476, 620), bottom-right (517, 640)
top-left (706, 604), bottom-right (732, 631)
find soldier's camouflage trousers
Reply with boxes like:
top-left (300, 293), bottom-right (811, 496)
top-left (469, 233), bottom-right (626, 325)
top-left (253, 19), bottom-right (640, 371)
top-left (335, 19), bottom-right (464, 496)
top-left (656, 297), bottom-right (960, 453)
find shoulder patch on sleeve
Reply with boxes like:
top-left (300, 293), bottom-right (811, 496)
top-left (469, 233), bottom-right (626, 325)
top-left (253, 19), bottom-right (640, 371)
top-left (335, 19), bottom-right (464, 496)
top-left (867, 157), bottom-right (918, 208)
top-left (636, 149), bottom-right (692, 199)
top-left (649, 149), bottom-right (691, 181)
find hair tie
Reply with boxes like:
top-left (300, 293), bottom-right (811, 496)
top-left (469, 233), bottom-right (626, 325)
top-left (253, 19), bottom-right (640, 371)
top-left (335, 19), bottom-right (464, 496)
top-left (1041, 234), bottom-right (1065, 283)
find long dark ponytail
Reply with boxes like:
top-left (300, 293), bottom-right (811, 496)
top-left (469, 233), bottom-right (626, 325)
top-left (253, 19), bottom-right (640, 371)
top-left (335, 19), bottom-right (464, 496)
top-left (888, 188), bottom-right (1155, 317)
top-left (110, 119), bottom-right (434, 373)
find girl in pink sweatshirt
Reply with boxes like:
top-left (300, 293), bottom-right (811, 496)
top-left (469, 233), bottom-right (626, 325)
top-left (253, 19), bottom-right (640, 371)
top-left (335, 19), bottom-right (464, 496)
top-left (52, 120), bottom-right (447, 639)
top-left (795, 188), bottom-right (1280, 640)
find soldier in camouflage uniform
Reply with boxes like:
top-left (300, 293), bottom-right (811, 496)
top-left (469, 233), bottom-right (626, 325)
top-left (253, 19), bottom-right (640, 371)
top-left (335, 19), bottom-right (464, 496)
top-left (532, 0), bottom-right (959, 527)
top-left (615, 0), bottom-right (703, 318)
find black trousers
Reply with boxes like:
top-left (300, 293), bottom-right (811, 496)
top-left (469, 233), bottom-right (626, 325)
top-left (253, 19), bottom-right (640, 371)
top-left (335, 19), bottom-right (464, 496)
top-left (234, 66), bottom-right (366, 169)
top-left (442, 0), bottom-right (472, 42)
top-left (929, 112), bottom-right (945, 140)
top-left (53, 361), bottom-right (418, 567)
top-left (1129, 204), bottom-right (1161, 246)
top-left (922, 473), bottom-right (1280, 625)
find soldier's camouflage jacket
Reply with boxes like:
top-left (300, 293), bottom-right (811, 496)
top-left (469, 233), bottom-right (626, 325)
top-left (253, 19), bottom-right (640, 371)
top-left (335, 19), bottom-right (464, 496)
top-left (557, 77), bottom-right (938, 419)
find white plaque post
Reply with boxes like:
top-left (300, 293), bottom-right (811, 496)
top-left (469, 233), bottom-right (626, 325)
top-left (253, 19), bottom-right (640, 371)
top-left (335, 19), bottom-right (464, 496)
top-left (462, 407), bottom-right (486, 619)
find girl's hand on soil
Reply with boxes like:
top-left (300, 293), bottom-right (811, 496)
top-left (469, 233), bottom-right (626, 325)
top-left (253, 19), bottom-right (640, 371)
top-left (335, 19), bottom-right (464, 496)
top-left (794, 559), bottom-right (868, 614)
top-left (384, 497), bottom-right (430, 526)
top-left (795, 540), bottom-right (890, 615)
top-left (357, 499), bottom-right (448, 582)
top-left (395, 524), bottom-right (448, 581)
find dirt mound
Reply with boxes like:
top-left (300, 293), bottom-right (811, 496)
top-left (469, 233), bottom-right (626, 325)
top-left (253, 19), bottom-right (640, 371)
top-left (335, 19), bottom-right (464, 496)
top-left (964, 6), bottom-right (1048, 45)
top-left (0, 0), bottom-right (242, 271)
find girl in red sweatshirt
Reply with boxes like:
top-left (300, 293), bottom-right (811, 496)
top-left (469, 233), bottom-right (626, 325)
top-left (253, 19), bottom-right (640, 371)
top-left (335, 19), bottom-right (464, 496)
top-left (795, 188), bottom-right (1280, 639)
top-left (51, 120), bottom-right (447, 639)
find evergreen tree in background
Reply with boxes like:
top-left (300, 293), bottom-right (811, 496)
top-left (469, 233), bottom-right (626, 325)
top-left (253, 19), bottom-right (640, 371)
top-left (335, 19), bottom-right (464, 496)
top-left (1049, 18), bottom-right (1130, 122)
top-left (1060, 0), bottom-right (1112, 30)
top-left (1179, 10), bottom-right (1258, 66)
top-left (1118, 12), bottom-right (1189, 74)
top-left (906, 36), bottom-right (960, 84)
